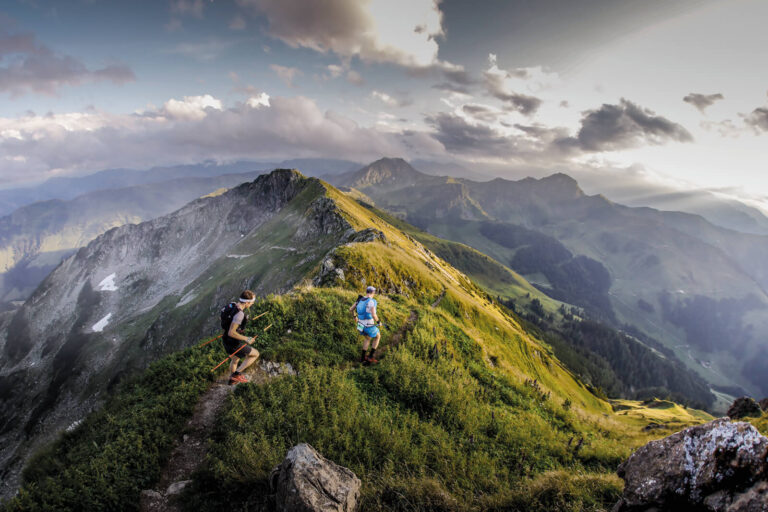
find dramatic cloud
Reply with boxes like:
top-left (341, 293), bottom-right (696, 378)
top-left (237, 0), bottom-right (454, 70)
top-left (426, 112), bottom-right (514, 157)
top-left (683, 92), bottom-right (724, 112)
top-left (557, 99), bottom-right (694, 152)
top-left (482, 54), bottom-right (548, 116)
top-left (0, 28), bottom-right (134, 96)
top-left (424, 111), bottom-right (567, 162)
top-left (270, 64), bottom-right (302, 87)
top-left (0, 94), bottom-right (440, 185)
top-left (745, 107), bottom-right (768, 132)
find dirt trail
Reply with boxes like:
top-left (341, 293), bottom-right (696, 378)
top-left (430, 287), bottom-right (446, 308)
top-left (373, 309), bottom-right (418, 360)
top-left (140, 361), bottom-right (295, 512)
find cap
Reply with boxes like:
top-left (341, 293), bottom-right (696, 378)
top-left (366, 285), bottom-right (376, 293)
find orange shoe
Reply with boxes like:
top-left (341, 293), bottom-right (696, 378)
top-left (365, 355), bottom-right (379, 364)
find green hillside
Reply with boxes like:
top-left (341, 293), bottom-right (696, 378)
top-left (3, 177), bottom-right (713, 512)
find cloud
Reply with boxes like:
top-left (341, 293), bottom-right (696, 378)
top-left (556, 99), bottom-right (694, 152)
top-left (159, 94), bottom-right (223, 120)
top-left (683, 92), bottom-right (724, 112)
top-left (270, 64), bottom-right (303, 87)
top-left (237, 0), bottom-right (455, 70)
top-left (745, 107), bottom-right (768, 132)
top-left (0, 94), bottom-right (440, 185)
top-left (0, 28), bottom-right (135, 96)
top-left (423, 111), bottom-right (564, 160)
top-left (461, 104), bottom-right (504, 123)
top-left (482, 54), bottom-right (546, 116)
top-left (371, 90), bottom-right (412, 107)
top-left (432, 82), bottom-right (471, 95)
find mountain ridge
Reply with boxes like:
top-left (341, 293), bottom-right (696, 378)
top-left (328, 158), bottom-right (768, 397)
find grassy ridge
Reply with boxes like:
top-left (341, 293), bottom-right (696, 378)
top-left (190, 288), bottom-right (627, 511)
top-left (188, 286), bottom-right (707, 511)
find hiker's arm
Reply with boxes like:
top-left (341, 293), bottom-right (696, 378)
top-left (228, 322), bottom-right (254, 344)
top-left (372, 307), bottom-right (379, 324)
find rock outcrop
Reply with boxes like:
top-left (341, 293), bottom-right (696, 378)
top-left (727, 397), bottom-right (763, 419)
top-left (613, 418), bottom-right (768, 511)
top-left (271, 443), bottom-right (360, 512)
top-left (759, 398), bottom-right (768, 412)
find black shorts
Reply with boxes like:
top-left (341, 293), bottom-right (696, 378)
top-left (222, 335), bottom-right (253, 358)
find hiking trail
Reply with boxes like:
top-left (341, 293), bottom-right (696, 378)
top-left (139, 360), bottom-right (295, 512)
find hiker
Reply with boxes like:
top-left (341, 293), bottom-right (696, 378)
top-left (221, 290), bottom-right (259, 384)
top-left (350, 285), bottom-right (381, 364)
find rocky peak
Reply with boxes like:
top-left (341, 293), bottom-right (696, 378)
top-left (343, 157), bottom-right (427, 189)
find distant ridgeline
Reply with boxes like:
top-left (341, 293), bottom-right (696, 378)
top-left (330, 157), bottom-right (768, 399)
top-left (2, 170), bottom-right (717, 510)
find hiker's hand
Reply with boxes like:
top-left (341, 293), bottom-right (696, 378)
top-left (248, 336), bottom-right (255, 344)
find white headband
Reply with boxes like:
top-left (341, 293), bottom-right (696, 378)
top-left (239, 297), bottom-right (255, 303)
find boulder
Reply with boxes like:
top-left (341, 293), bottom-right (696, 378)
top-left (759, 398), bottom-right (768, 412)
top-left (727, 397), bottom-right (763, 419)
top-left (613, 418), bottom-right (768, 511)
top-left (272, 443), bottom-right (360, 512)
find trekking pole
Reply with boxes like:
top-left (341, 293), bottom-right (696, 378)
top-left (197, 334), bottom-right (222, 348)
top-left (209, 324), bottom-right (272, 372)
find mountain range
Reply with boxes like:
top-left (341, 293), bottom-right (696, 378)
top-left (0, 169), bottom-right (721, 509)
top-left (328, 158), bottom-right (768, 398)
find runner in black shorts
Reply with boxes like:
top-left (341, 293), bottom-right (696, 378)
top-left (221, 290), bottom-right (260, 384)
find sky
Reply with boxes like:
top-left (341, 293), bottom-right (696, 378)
top-left (0, 0), bottom-right (767, 206)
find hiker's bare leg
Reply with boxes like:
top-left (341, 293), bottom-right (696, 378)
top-left (229, 357), bottom-right (239, 375)
top-left (371, 333), bottom-right (381, 350)
top-left (362, 337), bottom-right (371, 351)
top-left (236, 349), bottom-right (259, 373)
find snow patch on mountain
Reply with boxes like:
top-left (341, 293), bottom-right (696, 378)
top-left (98, 273), bottom-right (118, 291)
top-left (92, 313), bottom-right (112, 332)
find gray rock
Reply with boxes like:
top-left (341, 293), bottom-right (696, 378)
top-left (166, 479), bottom-right (192, 496)
top-left (728, 481), bottom-right (768, 511)
top-left (614, 418), bottom-right (768, 511)
top-left (272, 443), bottom-right (360, 512)
top-left (260, 360), bottom-right (297, 378)
top-left (139, 489), bottom-right (165, 512)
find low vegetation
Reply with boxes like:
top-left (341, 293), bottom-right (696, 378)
top-left (4, 345), bottom-right (220, 511)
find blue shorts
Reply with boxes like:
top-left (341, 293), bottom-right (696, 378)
top-left (361, 325), bottom-right (379, 338)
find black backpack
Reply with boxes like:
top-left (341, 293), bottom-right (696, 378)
top-left (221, 303), bottom-right (249, 334)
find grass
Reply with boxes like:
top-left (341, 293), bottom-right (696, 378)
top-left (186, 285), bottom-right (709, 512)
top-left (4, 343), bottom-right (224, 512)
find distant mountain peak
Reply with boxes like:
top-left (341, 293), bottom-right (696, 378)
top-left (534, 172), bottom-right (585, 198)
top-left (332, 156), bottom-right (429, 190)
